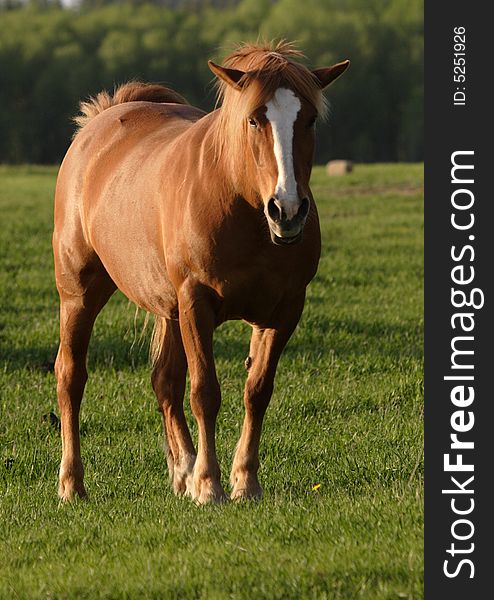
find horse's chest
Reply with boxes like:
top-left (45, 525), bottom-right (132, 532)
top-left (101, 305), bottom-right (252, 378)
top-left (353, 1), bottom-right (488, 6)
top-left (213, 266), bottom-right (303, 324)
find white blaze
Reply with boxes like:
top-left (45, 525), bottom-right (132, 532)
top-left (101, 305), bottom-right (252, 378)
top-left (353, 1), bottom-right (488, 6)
top-left (265, 88), bottom-right (302, 220)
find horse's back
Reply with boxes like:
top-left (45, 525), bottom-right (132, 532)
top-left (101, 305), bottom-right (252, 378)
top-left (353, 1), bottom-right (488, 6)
top-left (59, 101), bottom-right (204, 217)
top-left (64, 101), bottom-right (204, 176)
top-left (54, 101), bottom-right (204, 314)
top-left (56, 100), bottom-right (204, 214)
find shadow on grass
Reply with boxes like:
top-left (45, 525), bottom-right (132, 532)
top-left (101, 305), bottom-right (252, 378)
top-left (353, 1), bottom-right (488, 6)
top-left (1, 313), bottom-right (421, 374)
top-left (287, 315), bottom-right (423, 362)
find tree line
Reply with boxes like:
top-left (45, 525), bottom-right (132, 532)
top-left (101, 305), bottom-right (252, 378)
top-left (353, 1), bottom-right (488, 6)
top-left (0, 0), bottom-right (423, 164)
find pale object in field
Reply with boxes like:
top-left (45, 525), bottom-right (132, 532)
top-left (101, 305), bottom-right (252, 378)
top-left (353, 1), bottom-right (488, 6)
top-left (326, 160), bottom-right (353, 176)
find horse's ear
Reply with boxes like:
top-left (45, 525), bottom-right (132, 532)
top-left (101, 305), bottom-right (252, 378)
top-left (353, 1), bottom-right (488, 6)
top-left (312, 60), bottom-right (350, 89)
top-left (208, 61), bottom-right (246, 91)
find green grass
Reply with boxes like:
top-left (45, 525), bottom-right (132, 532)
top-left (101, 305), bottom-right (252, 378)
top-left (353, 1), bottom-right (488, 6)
top-left (0, 163), bottom-right (424, 599)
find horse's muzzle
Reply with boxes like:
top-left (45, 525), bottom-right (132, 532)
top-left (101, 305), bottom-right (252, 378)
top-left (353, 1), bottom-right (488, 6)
top-left (266, 196), bottom-right (310, 245)
top-left (269, 229), bottom-right (304, 245)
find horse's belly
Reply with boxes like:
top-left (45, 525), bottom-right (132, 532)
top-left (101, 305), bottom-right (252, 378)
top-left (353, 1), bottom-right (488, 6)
top-left (105, 254), bottom-right (178, 318)
top-left (87, 207), bottom-right (178, 318)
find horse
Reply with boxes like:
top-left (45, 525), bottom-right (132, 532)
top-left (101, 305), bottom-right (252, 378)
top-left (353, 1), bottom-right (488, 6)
top-left (53, 41), bottom-right (349, 504)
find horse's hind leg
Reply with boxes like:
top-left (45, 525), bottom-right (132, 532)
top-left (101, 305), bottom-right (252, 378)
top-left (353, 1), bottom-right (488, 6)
top-left (55, 266), bottom-right (115, 501)
top-left (151, 318), bottom-right (196, 495)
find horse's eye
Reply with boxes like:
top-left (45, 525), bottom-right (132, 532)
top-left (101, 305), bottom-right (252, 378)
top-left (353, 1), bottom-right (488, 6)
top-left (248, 117), bottom-right (258, 129)
top-left (308, 116), bottom-right (317, 128)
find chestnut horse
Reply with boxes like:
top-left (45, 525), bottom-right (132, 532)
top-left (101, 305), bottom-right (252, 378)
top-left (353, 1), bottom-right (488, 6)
top-left (53, 41), bottom-right (349, 504)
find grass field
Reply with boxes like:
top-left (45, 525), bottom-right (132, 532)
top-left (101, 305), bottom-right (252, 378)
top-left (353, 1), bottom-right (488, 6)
top-left (0, 164), bottom-right (423, 599)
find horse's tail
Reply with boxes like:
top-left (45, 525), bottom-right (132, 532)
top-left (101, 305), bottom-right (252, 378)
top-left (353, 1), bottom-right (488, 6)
top-left (73, 81), bottom-right (188, 134)
top-left (150, 315), bottom-right (167, 366)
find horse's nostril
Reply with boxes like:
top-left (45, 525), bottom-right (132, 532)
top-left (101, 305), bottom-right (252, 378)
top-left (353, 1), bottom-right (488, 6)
top-left (298, 197), bottom-right (310, 220)
top-left (267, 197), bottom-right (284, 222)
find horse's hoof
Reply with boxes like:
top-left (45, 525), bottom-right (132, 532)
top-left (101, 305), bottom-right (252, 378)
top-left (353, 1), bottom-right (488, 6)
top-left (190, 477), bottom-right (228, 505)
top-left (195, 491), bottom-right (229, 505)
top-left (231, 486), bottom-right (263, 501)
top-left (171, 454), bottom-right (196, 496)
top-left (58, 480), bottom-right (87, 502)
top-left (172, 472), bottom-right (194, 497)
top-left (230, 473), bottom-right (263, 500)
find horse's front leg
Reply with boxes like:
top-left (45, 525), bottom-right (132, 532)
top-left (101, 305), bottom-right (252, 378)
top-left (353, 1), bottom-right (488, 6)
top-left (231, 293), bottom-right (305, 500)
top-left (178, 281), bottom-right (227, 504)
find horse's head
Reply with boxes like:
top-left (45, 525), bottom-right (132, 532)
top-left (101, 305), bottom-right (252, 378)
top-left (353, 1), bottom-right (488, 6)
top-left (209, 43), bottom-right (349, 245)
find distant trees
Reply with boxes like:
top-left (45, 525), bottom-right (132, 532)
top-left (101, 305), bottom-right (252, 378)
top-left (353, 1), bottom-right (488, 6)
top-left (0, 0), bottom-right (423, 163)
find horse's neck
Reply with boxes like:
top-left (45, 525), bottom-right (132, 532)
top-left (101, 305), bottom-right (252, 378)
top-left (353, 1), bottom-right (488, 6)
top-left (192, 112), bottom-right (260, 210)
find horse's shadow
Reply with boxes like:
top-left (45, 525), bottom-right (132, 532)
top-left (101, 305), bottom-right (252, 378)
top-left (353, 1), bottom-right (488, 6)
top-left (1, 310), bottom-right (421, 376)
top-left (0, 328), bottom-right (250, 374)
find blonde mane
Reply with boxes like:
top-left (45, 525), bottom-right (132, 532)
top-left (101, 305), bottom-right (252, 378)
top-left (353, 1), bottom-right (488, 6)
top-left (213, 41), bottom-right (327, 173)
